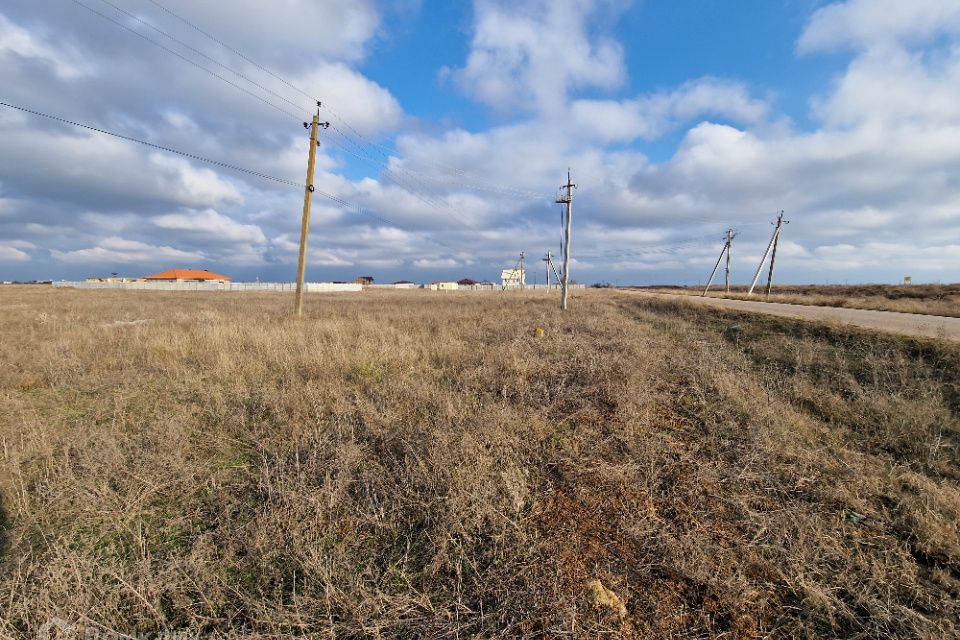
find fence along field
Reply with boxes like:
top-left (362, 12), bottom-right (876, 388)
top-left (1, 285), bottom-right (957, 638)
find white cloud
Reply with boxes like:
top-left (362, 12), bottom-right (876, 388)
top-left (300, 63), bottom-right (404, 136)
top-left (801, 242), bottom-right (960, 272)
top-left (445, 0), bottom-right (627, 114)
top-left (5, 0), bottom-right (960, 284)
top-left (147, 154), bottom-right (244, 208)
top-left (0, 127), bottom-right (244, 211)
top-left (799, 0), bottom-right (960, 53)
top-left (810, 46), bottom-right (960, 128)
top-left (51, 237), bottom-right (205, 264)
top-left (152, 209), bottom-right (266, 244)
top-left (146, 0), bottom-right (380, 65)
top-left (413, 258), bottom-right (460, 269)
top-left (0, 14), bottom-right (88, 78)
top-left (570, 77), bottom-right (769, 143)
top-left (0, 241), bottom-right (31, 261)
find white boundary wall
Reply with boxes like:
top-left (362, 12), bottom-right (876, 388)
top-left (497, 284), bottom-right (586, 291)
top-left (53, 281), bottom-right (584, 293)
top-left (53, 281), bottom-right (362, 293)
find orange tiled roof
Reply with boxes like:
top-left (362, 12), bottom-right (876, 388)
top-left (144, 269), bottom-right (232, 281)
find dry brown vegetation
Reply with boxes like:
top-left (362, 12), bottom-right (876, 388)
top-left (649, 283), bottom-right (960, 317)
top-left (1, 286), bottom-right (958, 638)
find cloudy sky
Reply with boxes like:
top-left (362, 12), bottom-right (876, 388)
top-left (2, 0), bottom-right (960, 284)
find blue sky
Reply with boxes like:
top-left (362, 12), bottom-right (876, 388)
top-left (363, 1), bottom-right (840, 147)
top-left (2, 0), bottom-right (960, 284)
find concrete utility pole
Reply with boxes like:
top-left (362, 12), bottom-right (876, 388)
top-left (543, 251), bottom-right (551, 289)
top-left (748, 211), bottom-right (788, 297)
top-left (702, 228), bottom-right (736, 297)
top-left (765, 212), bottom-right (788, 298)
top-left (294, 105), bottom-right (330, 317)
top-left (547, 252), bottom-right (562, 289)
top-left (556, 169), bottom-right (576, 310)
top-left (519, 251), bottom-right (525, 290)
top-left (725, 228), bottom-right (735, 293)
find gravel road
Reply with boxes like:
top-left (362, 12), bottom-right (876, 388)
top-left (633, 291), bottom-right (960, 342)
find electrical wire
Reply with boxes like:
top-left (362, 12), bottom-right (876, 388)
top-left (1, 100), bottom-right (466, 256)
top-left (140, 0), bottom-right (546, 201)
top-left (94, 0), bottom-right (313, 115)
top-left (1, 100), bottom-right (304, 188)
top-left (69, 0), bottom-right (484, 226)
top-left (142, 0), bottom-right (318, 105)
top-left (82, 0), bottom-right (770, 265)
top-left (67, 0), bottom-right (303, 122)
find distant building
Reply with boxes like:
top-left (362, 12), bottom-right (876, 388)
top-left (85, 276), bottom-right (143, 283)
top-left (391, 280), bottom-right (417, 289)
top-left (457, 278), bottom-right (478, 286)
top-left (427, 281), bottom-right (459, 291)
top-left (144, 269), bottom-right (231, 282)
top-left (355, 276), bottom-right (375, 285)
top-left (501, 268), bottom-right (525, 287)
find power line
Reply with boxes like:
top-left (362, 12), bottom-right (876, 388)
top-left (69, 0), bottom-right (481, 225)
top-left (67, 0), bottom-right (303, 122)
top-left (142, 0), bottom-right (318, 105)
top-left (140, 0), bottom-right (545, 201)
top-left (94, 0), bottom-right (312, 114)
top-left (1, 100), bottom-right (466, 256)
top-left (1, 100), bottom-right (304, 188)
top-left (83, 0), bottom-right (498, 228)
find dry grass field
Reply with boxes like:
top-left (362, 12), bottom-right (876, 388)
top-left (650, 283), bottom-right (960, 317)
top-left (1, 286), bottom-right (958, 638)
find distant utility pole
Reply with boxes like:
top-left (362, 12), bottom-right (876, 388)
top-left (765, 212), bottom-right (789, 298)
top-left (545, 251), bottom-right (561, 290)
top-left (725, 228), bottom-right (735, 293)
top-left (555, 169), bottom-right (576, 310)
top-left (519, 251), bottom-right (526, 290)
top-left (503, 252), bottom-right (525, 291)
top-left (702, 228), bottom-right (736, 297)
top-left (294, 103), bottom-right (330, 317)
top-left (543, 250), bottom-right (560, 289)
top-left (748, 211), bottom-right (789, 297)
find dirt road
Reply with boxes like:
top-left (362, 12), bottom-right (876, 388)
top-left (633, 291), bottom-right (960, 342)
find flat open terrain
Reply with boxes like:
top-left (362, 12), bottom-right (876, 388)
top-left (1, 287), bottom-right (958, 638)
top-left (648, 283), bottom-right (960, 318)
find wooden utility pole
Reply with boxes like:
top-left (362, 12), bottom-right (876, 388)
top-left (294, 106), bottom-right (329, 317)
top-left (748, 211), bottom-right (787, 296)
top-left (543, 251), bottom-right (551, 289)
top-left (556, 170), bottom-right (576, 310)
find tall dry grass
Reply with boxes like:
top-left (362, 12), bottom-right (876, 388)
top-left (0, 286), bottom-right (957, 638)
